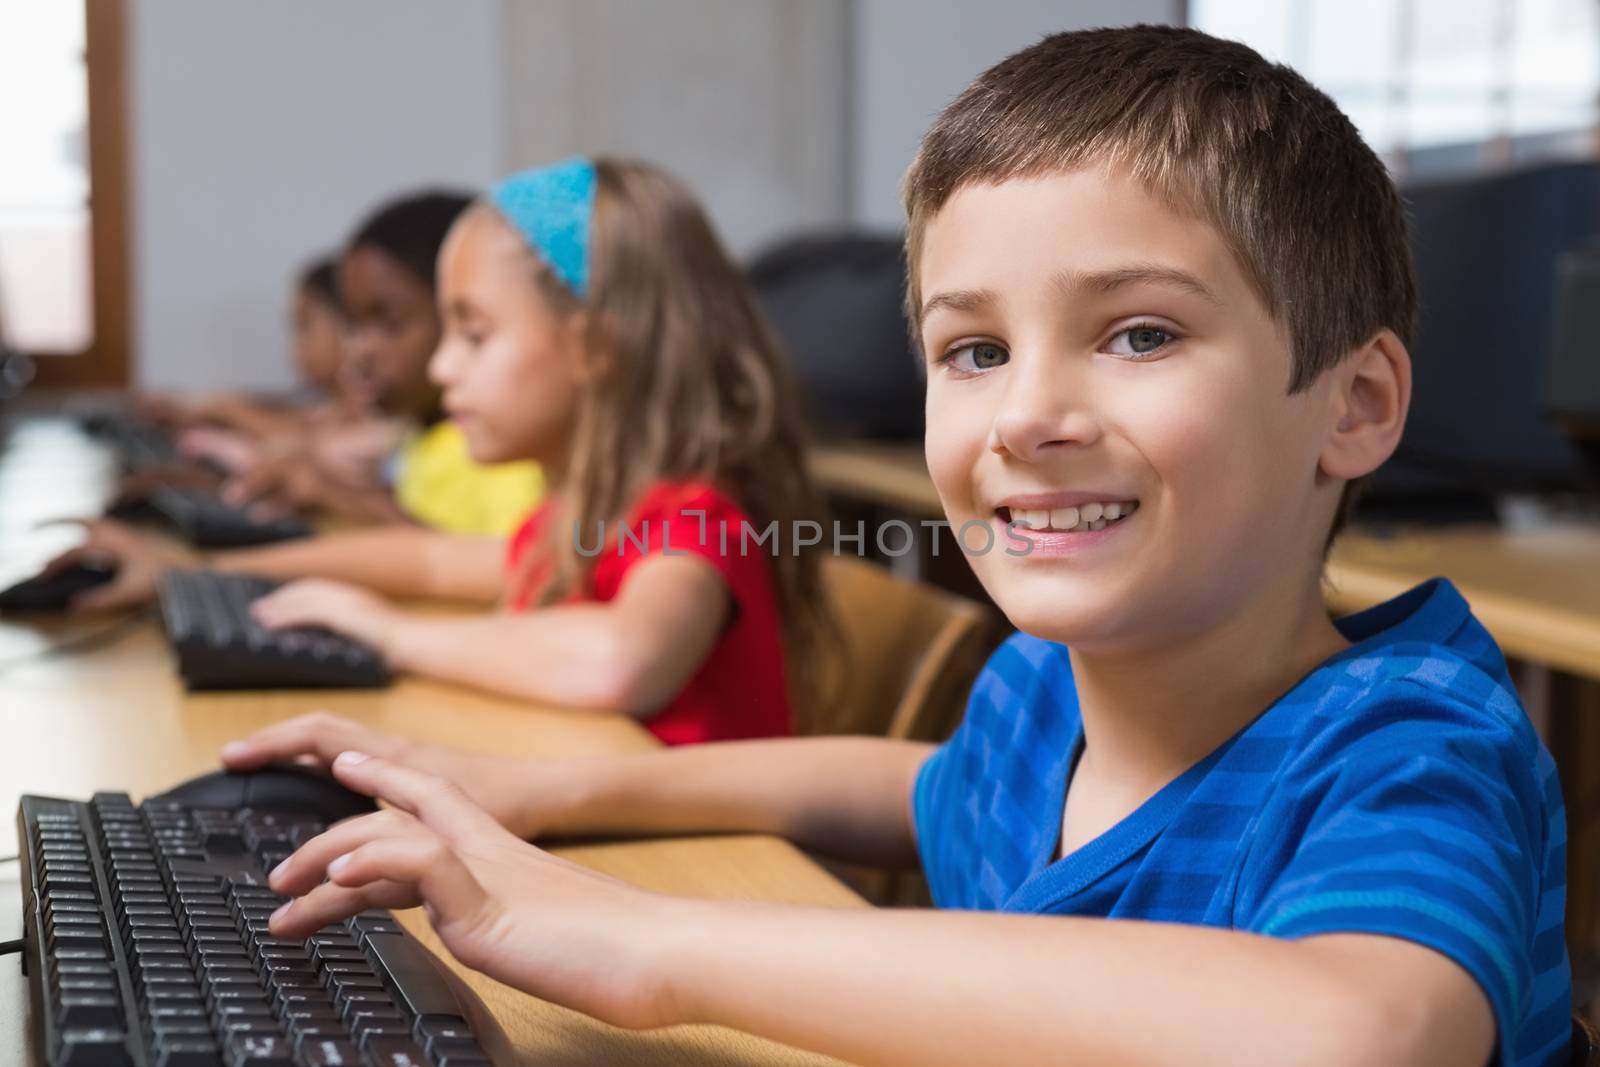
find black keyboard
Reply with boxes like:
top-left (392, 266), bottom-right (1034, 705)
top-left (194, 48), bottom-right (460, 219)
top-left (157, 571), bottom-right (390, 691)
top-left (146, 489), bottom-right (311, 549)
top-left (17, 792), bottom-right (495, 1066)
top-left (80, 414), bottom-right (178, 471)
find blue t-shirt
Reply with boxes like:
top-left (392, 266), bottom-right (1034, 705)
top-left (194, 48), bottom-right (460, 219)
top-left (914, 578), bottom-right (1570, 1067)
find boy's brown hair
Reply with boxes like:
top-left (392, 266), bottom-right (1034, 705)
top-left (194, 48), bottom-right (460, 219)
top-left (902, 24), bottom-right (1416, 547)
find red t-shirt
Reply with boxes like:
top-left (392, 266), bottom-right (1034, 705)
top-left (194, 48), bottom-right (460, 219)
top-left (505, 481), bottom-right (792, 745)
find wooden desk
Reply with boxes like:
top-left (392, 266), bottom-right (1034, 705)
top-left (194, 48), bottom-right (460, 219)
top-left (0, 616), bottom-right (863, 1066)
top-left (1, 417), bottom-right (862, 1066)
top-left (1326, 525), bottom-right (1600, 682)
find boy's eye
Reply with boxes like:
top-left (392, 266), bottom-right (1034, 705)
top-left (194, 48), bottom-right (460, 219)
top-left (945, 342), bottom-right (1010, 373)
top-left (1105, 325), bottom-right (1175, 358)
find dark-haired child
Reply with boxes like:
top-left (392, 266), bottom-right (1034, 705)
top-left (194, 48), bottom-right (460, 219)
top-left (221, 192), bottom-right (545, 531)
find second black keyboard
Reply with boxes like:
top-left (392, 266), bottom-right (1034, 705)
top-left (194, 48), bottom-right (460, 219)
top-left (146, 488), bottom-right (312, 549)
top-left (157, 570), bottom-right (391, 690)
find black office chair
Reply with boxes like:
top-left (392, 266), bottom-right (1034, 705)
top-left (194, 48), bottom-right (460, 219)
top-left (746, 233), bottom-right (925, 441)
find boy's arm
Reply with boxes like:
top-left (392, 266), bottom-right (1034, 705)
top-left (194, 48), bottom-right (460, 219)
top-left (221, 715), bottom-right (930, 869)
top-left (268, 754), bottom-right (1495, 1067)
top-left (666, 903), bottom-right (1494, 1067)
top-left (540, 736), bottom-right (930, 869)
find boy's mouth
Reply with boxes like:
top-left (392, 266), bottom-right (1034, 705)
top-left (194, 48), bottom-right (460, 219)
top-left (996, 500), bottom-right (1140, 534)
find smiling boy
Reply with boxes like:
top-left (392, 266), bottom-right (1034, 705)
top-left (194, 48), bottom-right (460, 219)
top-left (233, 25), bottom-right (1570, 1067)
top-left (906, 25), bottom-right (1568, 1064)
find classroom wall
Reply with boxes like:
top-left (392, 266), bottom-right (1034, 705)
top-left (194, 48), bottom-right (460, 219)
top-left (849, 0), bottom-right (1181, 230)
top-left (127, 0), bottom-right (1179, 390)
top-left (129, 0), bottom-right (504, 391)
top-left (500, 0), bottom-right (852, 259)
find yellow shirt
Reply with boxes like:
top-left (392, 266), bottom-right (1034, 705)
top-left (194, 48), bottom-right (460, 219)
top-left (394, 421), bottom-right (544, 536)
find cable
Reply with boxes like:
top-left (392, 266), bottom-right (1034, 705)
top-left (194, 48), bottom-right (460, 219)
top-left (0, 854), bottom-right (17, 864)
top-left (0, 938), bottom-right (23, 956)
top-left (0, 606), bottom-right (157, 673)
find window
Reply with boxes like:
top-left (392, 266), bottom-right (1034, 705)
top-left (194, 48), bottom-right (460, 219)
top-left (1190, 0), bottom-right (1600, 178)
top-left (0, 0), bottom-right (128, 385)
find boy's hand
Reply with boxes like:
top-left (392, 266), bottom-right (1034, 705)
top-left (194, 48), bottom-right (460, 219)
top-left (219, 712), bottom-right (559, 837)
top-left (266, 752), bottom-right (683, 1030)
top-left (39, 518), bottom-right (198, 613)
top-left (250, 578), bottom-right (402, 655)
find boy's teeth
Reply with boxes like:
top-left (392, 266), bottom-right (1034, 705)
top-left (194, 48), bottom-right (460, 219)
top-left (1009, 499), bottom-right (1139, 533)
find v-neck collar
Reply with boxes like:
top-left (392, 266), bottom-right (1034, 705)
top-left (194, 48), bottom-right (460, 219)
top-left (1005, 725), bottom-right (1237, 913)
top-left (1001, 578), bottom-right (1469, 914)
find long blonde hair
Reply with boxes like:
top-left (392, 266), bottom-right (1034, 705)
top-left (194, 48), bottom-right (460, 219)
top-left (506, 159), bottom-right (836, 724)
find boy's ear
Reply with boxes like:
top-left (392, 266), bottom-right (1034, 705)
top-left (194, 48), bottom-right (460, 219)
top-left (1318, 328), bottom-right (1412, 481)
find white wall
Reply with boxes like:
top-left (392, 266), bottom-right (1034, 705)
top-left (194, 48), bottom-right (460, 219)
top-left (850, 0), bottom-right (1181, 230)
top-left (126, 0), bottom-right (1181, 388)
top-left (129, 0), bottom-right (504, 390)
top-left (500, 0), bottom-right (851, 257)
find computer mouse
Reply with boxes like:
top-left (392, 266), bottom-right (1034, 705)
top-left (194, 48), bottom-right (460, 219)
top-left (151, 765), bottom-right (378, 824)
top-left (0, 561), bottom-right (118, 612)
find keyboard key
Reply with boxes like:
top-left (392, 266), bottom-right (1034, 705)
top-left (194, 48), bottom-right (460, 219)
top-left (57, 1032), bottom-right (134, 1065)
top-left (223, 1033), bottom-right (295, 1067)
top-left (58, 974), bottom-right (118, 994)
top-left (153, 1038), bottom-right (223, 1066)
top-left (57, 992), bottom-right (124, 1028)
top-left (296, 1037), bottom-right (361, 1066)
top-left (360, 1036), bottom-right (430, 1067)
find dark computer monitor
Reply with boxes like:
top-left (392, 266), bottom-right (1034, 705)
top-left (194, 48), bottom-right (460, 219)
top-left (1359, 160), bottom-right (1600, 520)
top-left (1544, 242), bottom-right (1600, 489)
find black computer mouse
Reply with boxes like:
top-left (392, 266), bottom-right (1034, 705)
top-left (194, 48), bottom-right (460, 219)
top-left (151, 766), bottom-right (378, 824)
top-left (0, 561), bottom-right (118, 612)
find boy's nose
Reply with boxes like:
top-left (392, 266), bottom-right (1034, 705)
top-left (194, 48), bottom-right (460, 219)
top-left (987, 356), bottom-right (1100, 460)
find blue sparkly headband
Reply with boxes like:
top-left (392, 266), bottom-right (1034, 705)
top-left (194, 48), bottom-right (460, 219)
top-left (488, 157), bottom-right (597, 298)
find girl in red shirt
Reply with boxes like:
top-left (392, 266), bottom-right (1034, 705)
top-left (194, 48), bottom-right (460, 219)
top-left (64, 158), bottom-right (832, 743)
top-left (260, 158), bottom-right (833, 742)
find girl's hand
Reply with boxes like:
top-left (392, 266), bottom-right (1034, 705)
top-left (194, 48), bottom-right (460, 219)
top-left (223, 451), bottom-right (319, 510)
top-left (267, 752), bottom-right (685, 1030)
top-left (39, 518), bottom-right (198, 612)
top-left (250, 578), bottom-right (403, 655)
top-left (176, 426), bottom-right (261, 474)
top-left (219, 711), bottom-right (560, 837)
